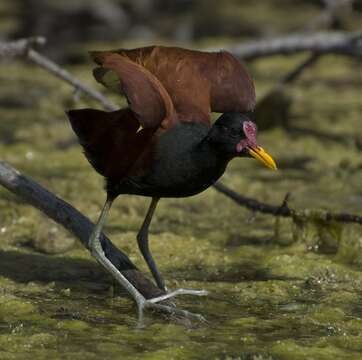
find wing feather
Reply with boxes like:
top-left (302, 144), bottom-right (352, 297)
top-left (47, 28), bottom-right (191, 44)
top-left (92, 53), bottom-right (176, 129)
top-left (91, 46), bottom-right (255, 126)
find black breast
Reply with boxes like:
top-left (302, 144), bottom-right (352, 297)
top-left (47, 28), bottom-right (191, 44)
top-left (112, 122), bottom-right (229, 198)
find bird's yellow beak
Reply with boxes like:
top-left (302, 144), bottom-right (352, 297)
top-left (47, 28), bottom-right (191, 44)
top-left (248, 146), bottom-right (277, 170)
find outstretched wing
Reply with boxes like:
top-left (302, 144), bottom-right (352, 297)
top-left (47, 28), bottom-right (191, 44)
top-left (67, 52), bottom-right (183, 183)
top-left (93, 53), bottom-right (177, 130)
top-left (91, 46), bottom-right (256, 125)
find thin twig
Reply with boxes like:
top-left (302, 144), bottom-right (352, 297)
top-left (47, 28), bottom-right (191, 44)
top-left (0, 37), bottom-right (117, 111)
top-left (210, 31), bottom-right (362, 60)
top-left (253, 52), bottom-right (321, 131)
top-left (280, 53), bottom-right (321, 85)
top-left (213, 182), bottom-right (362, 225)
top-left (256, 52), bottom-right (321, 106)
top-left (0, 160), bottom-right (163, 299)
top-left (0, 36), bottom-right (46, 57)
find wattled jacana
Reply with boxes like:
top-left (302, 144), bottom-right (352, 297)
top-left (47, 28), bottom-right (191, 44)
top-left (66, 46), bottom-right (277, 320)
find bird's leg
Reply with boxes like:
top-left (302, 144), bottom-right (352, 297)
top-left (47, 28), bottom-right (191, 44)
top-left (88, 196), bottom-right (145, 304)
top-left (137, 197), bottom-right (208, 299)
top-left (137, 197), bottom-right (166, 290)
top-left (88, 196), bottom-right (206, 322)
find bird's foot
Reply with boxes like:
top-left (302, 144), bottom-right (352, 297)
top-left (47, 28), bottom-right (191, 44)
top-left (148, 288), bottom-right (208, 304)
top-left (137, 295), bottom-right (206, 323)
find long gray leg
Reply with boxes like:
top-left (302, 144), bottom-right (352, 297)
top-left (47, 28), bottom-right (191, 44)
top-left (137, 197), bottom-right (208, 298)
top-left (137, 197), bottom-right (166, 290)
top-left (88, 197), bottom-right (145, 304)
top-left (88, 196), bottom-right (206, 322)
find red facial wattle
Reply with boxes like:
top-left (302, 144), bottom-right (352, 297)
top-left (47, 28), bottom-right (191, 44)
top-left (236, 121), bottom-right (258, 153)
top-left (236, 120), bottom-right (277, 170)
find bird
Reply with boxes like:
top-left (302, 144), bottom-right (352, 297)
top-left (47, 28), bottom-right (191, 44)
top-left (66, 45), bottom-right (277, 320)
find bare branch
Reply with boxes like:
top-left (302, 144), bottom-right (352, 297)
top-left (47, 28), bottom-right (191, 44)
top-left (0, 160), bottom-right (163, 299)
top-left (211, 31), bottom-right (362, 60)
top-left (0, 37), bottom-right (117, 111)
top-left (213, 182), bottom-right (362, 225)
top-left (0, 36), bottom-right (46, 57)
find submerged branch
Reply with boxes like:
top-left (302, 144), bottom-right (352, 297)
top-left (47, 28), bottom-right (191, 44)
top-left (0, 160), bottom-right (163, 299)
top-left (0, 37), bottom-right (117, 111)
top-left (213, 182), bottom-right (362, 225)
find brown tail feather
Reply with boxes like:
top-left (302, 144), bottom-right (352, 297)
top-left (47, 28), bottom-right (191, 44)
top-left (66, 108), bottom-right (140, 178)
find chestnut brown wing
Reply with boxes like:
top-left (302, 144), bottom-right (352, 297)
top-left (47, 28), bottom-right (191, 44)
top-left (210, 50), bottom-right (256, 113)
top-left (93, 53), bottom-right (176, 130)
top-left (91, 46), bottom-right (255, 124)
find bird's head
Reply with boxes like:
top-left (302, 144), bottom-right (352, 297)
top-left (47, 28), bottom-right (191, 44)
top-left (207, 112), bottom-right (277, 170)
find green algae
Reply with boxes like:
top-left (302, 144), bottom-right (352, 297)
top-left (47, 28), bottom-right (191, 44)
top-left (0, 295), bottom-right (37, 321)
top-left (1, 14), bottom-right (362, 360)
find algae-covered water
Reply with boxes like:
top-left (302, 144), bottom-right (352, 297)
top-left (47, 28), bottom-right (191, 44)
top-left (1, 47), bottom-right (362, 359)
